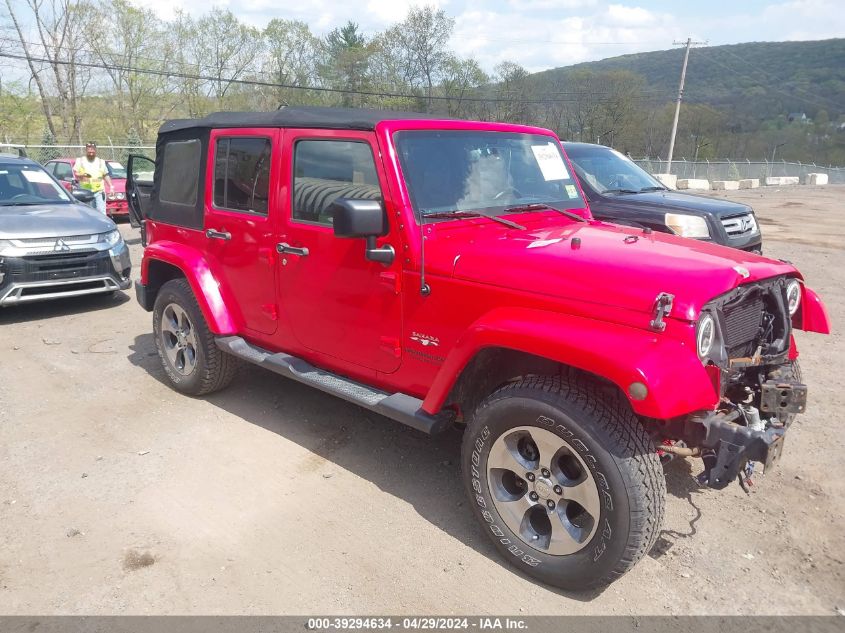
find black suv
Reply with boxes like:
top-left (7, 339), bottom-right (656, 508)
top-left (564, 142), bottom-right (762, 253)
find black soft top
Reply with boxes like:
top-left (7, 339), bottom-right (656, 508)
top-left (159, 106), bottom-right (448, 135)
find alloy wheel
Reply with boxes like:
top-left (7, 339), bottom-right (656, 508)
top-left (160, 303), bottom-right (199, 376)
top-left (486, 425), bottom-right (601, 555)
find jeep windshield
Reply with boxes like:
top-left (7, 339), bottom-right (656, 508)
top-left (394, 130), bottom-right (587, 222)
top-left (0, 164), bottom-right (74, 207)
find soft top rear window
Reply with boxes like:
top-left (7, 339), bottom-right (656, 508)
top-left (160, 139), bottom-right (200, 206)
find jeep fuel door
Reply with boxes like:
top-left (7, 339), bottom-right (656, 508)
top-left (203, 129), bottom-right (281, 335)
top-left (277, 130), bottom-right (402, 374)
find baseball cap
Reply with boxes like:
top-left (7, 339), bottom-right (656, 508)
top-left (85, 141), bottom-right (97, 148)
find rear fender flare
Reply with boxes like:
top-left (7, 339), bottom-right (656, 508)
top-left (141, 241), bottom-right (237, 334)
top-left (422, 307), bottom-right (718, 420)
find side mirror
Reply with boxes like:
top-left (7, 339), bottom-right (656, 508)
top-left (72, 188), bottom-right (95, 204)
top-left (329, 198), bottom-right (394, 265)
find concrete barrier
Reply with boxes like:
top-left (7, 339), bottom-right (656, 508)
top-left (764, 176), bottom-right (799, 186)
top-left (711, 180), bottom-right (739, 191)
top-left (738, 179), bottom-right (760, 189)
top-left (676, 178), bottom-right (710, 190)
top-left (803, 173), bottom-right (828, 185)
top-left (653, 173), bottom-right (677, 189)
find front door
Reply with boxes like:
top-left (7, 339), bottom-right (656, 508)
top-left (276, 130), bottom-right (403, 374)
top-left (203, 129), bottom-right (280, 336)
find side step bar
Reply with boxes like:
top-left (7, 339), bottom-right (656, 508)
top-left (216, 336), bottom-right (452, 435)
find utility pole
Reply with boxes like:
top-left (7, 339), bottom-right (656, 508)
top-left (666, 38), bottom-right (706, 174)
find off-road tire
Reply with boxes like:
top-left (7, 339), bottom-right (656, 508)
top-left (461, 375), bottom-right (665, 590)
top-left (152, 279), bottom-right (239, 396)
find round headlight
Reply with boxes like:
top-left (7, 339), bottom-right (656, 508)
top-left (697, 313), bottom-right (716, 359)
top-left (786, 279), bottom-right (801, 316)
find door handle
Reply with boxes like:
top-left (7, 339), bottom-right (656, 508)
top-left (276, 242), bottom-right (309, 257)
top-left (205, 228), bottom-right (231, 240)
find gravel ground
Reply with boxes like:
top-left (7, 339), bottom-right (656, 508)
top-left (0, 185), bottom-right (842, 615)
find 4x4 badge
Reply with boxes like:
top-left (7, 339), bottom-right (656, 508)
top-left (410, 332), bottom-right (439, 347)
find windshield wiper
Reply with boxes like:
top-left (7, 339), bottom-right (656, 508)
top-left (423, 209), bottom-right (525, 230)
top-left (603, 188), bottom-right (639, 195)
top-left (638, 186), bottom-right (667, 192)
top-left (503, 203), bottom-right (587, 223)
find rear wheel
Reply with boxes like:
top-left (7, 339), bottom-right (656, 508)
top-left (152, 279), bottom-right (238, 395)
top-left (461, 376), bottom-right (665, 590)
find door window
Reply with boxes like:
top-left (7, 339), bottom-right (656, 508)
top-left (213, 137), bottom-right (272, 215)
top-left (292, 140), bottom-right (382, 225)
top-left (54, 162), bottom-right (72, 180)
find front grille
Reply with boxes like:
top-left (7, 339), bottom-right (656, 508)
top-left (721, 213), bottom-right (758, 237)
top-left (716, 279), bottom-right (791, 360)
top-left (12, 234), bottom-right (95, 248)
top-left (723, 296), bottom-right (764, 349)
top-left (5, 250), bottom-right (113, 284)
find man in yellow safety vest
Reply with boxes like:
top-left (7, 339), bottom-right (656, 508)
top-left (73, 141), bottom-right (114, 214)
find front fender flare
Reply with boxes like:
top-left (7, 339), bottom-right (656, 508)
top-left (797, 285), bottom-right (830, 334)
top-left (141, 241), bottom-right (237, 334)
top-left (422, 307), bottom-right (718, 420)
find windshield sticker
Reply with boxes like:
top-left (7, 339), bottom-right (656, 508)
top-left (527, 238), bottom-right (564, 249)
top-left (531, 144), bottom-right (570, 181)
top-left (21, 169), bottom-right (53, 184)
top-left (565, 184), bottom-right (579, 198)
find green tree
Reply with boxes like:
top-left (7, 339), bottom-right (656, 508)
top-left (385, 6), bottom-right (454, 109)
top-left (191, 9), bottom-right (263, 101)
top-left (263, 19), bottom-right (321, 107)
top-left (321, 22), bottom-right (373, 107)
top-left (440, 56), bottom-right (488, 117)
top-left (89, 0), bottom-right (173, 139)
top-left (41, 127), bottom-right (60, 161)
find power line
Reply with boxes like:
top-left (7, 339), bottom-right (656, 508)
top-left (0, 50), bottom-right (673, 105)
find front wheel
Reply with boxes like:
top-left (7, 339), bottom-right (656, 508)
top-left (152, 279), bottom-right (239, 396)
top-left (461, 376), bottom-right (665, 590)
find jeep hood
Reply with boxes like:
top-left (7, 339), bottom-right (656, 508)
top-left (0, 203), bottom-right (114, 239)
top-left (439, 219), bottom-right (796, 321)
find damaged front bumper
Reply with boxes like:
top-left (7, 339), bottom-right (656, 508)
top-left (666, 377), bottom-right (807, 489)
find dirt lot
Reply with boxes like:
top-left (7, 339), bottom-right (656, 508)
top-left (0, 186), bottom-right (843, 615)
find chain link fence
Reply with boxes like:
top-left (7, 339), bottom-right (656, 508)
top-left (3, 144), bottom-right (156, 166)
top-left (632, 158), bottom-right (845, 184)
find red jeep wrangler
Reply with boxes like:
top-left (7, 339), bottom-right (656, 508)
top-left (127, 108), bottom-right (830, 590)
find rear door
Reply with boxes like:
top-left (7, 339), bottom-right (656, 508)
top-left (203, 129), bottom-right (280, 336)
top-left (127, 154), bottom-right (156, 229)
